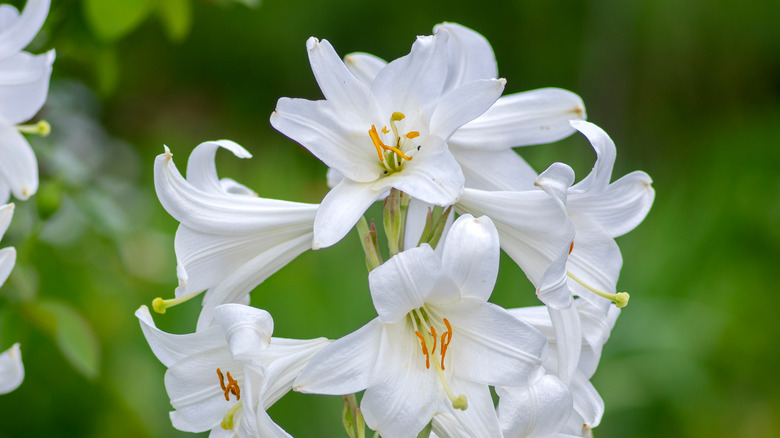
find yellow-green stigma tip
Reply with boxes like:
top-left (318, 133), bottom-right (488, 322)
top-left (151, 297), bottom-right (167, 314)
top-left (615, 292), bottom-right (630, 308)
top-left (391, 112), bottom-right (405, 121)
top-left (37, 120), bottom-right (51, 136)
top-left (220, 402), bottom-right (242, 430)
top-left (452, 395), bottom-right (468, 410)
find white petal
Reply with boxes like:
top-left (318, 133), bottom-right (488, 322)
top-left (498, 375), bottom-right (573, 438)
top-left (306, 37), bottom-right (372, 116)
top-left (0, 343), bottom-right (23, 394)
top-left (443, 301), bottom-right (545, 386)
top-left (457, 188), bottom-right (574, 290)
top-left (213, 304), bottom-right (274, 365)
top-left (0, 118), bottom-right (37, 199)
top-left (361, 321), bottom-right (440, 438)
top-left (570, 372), bottom-right (604, 429)
top-left (166, 349), bottom-right (242, 433)
top-left (344, 52), bottom-right (386, 86)
top-left (434, 22), bottom-right (498, 89)
top-left (0, 247), bottom-right (15, 286)
top-left (262, 337), bottom-right (330, 405)
top-left (294, 318), bottom-right (382, 395)
top-left (0, 202), bottom-right (14, 237)
top-left (429, 78), bottom-right (505, 140)
top-left (372, 31), bottom-right (449, 117)
top-left (154, 147), bottom-right (318, 235)
top-left (135, 305), bottom-right (225, 368)
top-left (313, 178), bottom-right (381, 249)
top-left (548, 305), bottom-right (582, 385)
top-left (567, 212), bottom-right (623, 308)
top-left (195, 233), bottom-right (313, 331)
top-left (389, 140), bottom-right (464, 207)
top-left (0, 50), bottom-right (54, 124)
top-left (451, 146), bottom-right (538, 191)
top-left (270, 97), bottom-right (380, 182)
top-left (184, 140), bottom-right (251, 194)
top-left (449, 88), bottom-right (586, 150)
top-left (569, 121), bottom-right (616, 196)
top-left (440, 214), bottom-right (500, 302)
top-left (568, 170), bottom-right (654, 238)
top-left (370, 245), bottom-right (452, 322)
top-left (432, 377), bottom-right (501, 438)
top-left (0, 0), bottom-right (50, 60)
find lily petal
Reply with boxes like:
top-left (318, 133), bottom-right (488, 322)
top-left (451, 146), bottom-right (538, 191)
top-left (313, 177), bottom-right (381, 249)
top-left (440, 214), bottom-right (500, 303)
top-left (294, 318), bottom-right (382, 395)
top-left (0, 118), bottom-right (37, 199)
top-left (344, 52), bottom-right (386, 86)
top-left (135, 306), bottom-right (225, 367)
top-left (0, 343), bottom-right (23, 394)
top-left (434, 22), bottom-right (498, 89)
top-left (0, 50), bottom-right (54, 124)
top-left (388, 139), bottom-right (464, 207)
top-left (449, 89), bottom-right (586, 151)
top-left (307, 37), bottom-right (372, 117)
top-left (569, 120), bottom-right (616, 196)
top-left (497, 375), bottom-right (573, 438)
top-left (0, 247), bottom-right (15, 287)
top-left (0, 0), bottom-right (50, 60)
top-left (213, 304), bottom-right (274, 365)
top-left (432, 376), bottom-right (501, 438)
top-left (429, 78), bottom-right (505, 140)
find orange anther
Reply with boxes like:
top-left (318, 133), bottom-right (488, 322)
top-left (217, 368), bottom-right (241, 401)
top-left (405, 131), bottom-right (420, 139)
top-left (415, 331), bottom-right (431, 369)
top-left (569, 242), bottom-right (574, 255)
top-left (382, 126), bottom-right (389, 134)
top-left (440, 318), bottom-right (453, 370)
top-left (429, 326), bottom-right (437, 355)
top-left (368, 125), bottom-right (386, 162)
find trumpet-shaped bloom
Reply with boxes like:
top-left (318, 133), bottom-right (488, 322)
top-left (342, 22), bottom-right (587, 192)
top-left (0, 0), bottom-right (54, 202)
top-left (154, 141), bottom-right (318, 329)
top-left (295, 215), bottom-right (547, 437)
top-left (504, 299), bottom-right (620, 437)
top-left (137, 303), bottom-right (329, 437)
top-left (271, 28), bottom-right (507, 249)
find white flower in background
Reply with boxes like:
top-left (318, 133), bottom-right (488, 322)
top-left (153, 141), bottom-right (318, 330)
top-left (295, 215), bottom-right (547, 437)
top-left (342, 22), bottom-right (587, 192)
top-left (271, 28), bottom-right (506, 249)
top-left (137, 303), bottom-right (329, 437)
top-left (0, 343), bottom-right (23, 394)
top-left (502, 299), bottom-right (621, 437)
top-left (0, 0), bottom-right (54, 202)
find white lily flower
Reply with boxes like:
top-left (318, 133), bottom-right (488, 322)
top-left (153, 141), bottom-right (318, 329)
top-left (137, 303), bottom-right (329, 437)
top-left (342, 22), bottom-right (586, 192)
top-left (295, 215), bottom-right (547, 437)
top-left (503, 299), bottom-right (620, 437)
top-left (271, 28), bottom-right (507, 249)
top-left (0, 0), bottom-right (54, 202)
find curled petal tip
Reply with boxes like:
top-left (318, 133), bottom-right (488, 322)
top-left (306, 37), bottom-right (320, 50)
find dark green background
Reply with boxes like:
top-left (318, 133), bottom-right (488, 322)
top-left (1, 0), bottom-right (778, 436)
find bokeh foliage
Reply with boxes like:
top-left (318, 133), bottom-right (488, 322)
top-left (1, 0), bottom-right (779, 436)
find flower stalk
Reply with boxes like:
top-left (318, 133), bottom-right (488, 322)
top-left (357, 217), bottom-right (383, 271)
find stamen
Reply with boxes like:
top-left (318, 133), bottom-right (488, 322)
top-left (220, 401), bottom-right (243, 430)
top-left (405, 131), bottom-right (420, 139)
top-left (440, 318), bottom-right (453, 370)
top-left (382, 126), bottom-right (389, 134)
top-left (368, 125), bottom-right (386, 162)
top-left (415, 331), bottom-right (431, 369)
top-left (569, 242), bottom-right (574, 254)
top-left (16, 120), bottom-right (51, 136)
top-left (429, 326), bottom-right (437, 355)
top-left (151, 290), bottom-right (204, 314)
top-left (216, 368), bottom-right (241, 401)
top-left (566, 271), bottom-right (630, 308)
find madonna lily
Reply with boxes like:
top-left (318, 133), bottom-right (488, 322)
top-left (505, 299), bottom-right (620, 437)
top-left (342, 22), bottom-right (587, 192)
top-left (271, 28), bottom-right (506, 249)
top-left (0, 0), bottom-right (54, 202)
top-left (153, 141), bottom-right (318, 329)
top-left (295, 215), bottom-right (546, 438)
top-left (137, 303), bottom-right (329, 437)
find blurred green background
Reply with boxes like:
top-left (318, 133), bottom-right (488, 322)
top-left (1, 0), bottom-right (779, 436)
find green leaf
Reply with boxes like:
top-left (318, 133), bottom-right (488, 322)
top-left (83, 0), bottom-right (155, 42)
top-left (416, 422), bottom-right (432, 438)
top-left (157, 0), bottom-right (192, 42)
top-left (29, 301), bottom-right (101, 379)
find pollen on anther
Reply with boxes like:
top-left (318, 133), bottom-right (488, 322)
top-left (406, 131), bottom-right (420, 139)
top-left (569, 242), bottom-right (574, 254)
top-left (382, 126), bottom-right (389, 134)
top-left (415, 331), bottom-right (431, 369)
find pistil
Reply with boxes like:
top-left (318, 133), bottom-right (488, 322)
top-left (566, 271), bottom-right (630, 308)
top-left (220, 401), bottom-right (243, 430)
top-left (16, 120), bottom-right (51, 136)
top-left (151, 290), bottom-right (204, 314)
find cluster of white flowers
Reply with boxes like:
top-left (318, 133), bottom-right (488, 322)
top-left (141, 23), bottom-right (654, 438)
top-left (0, 0), bottom-right (54, 395)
